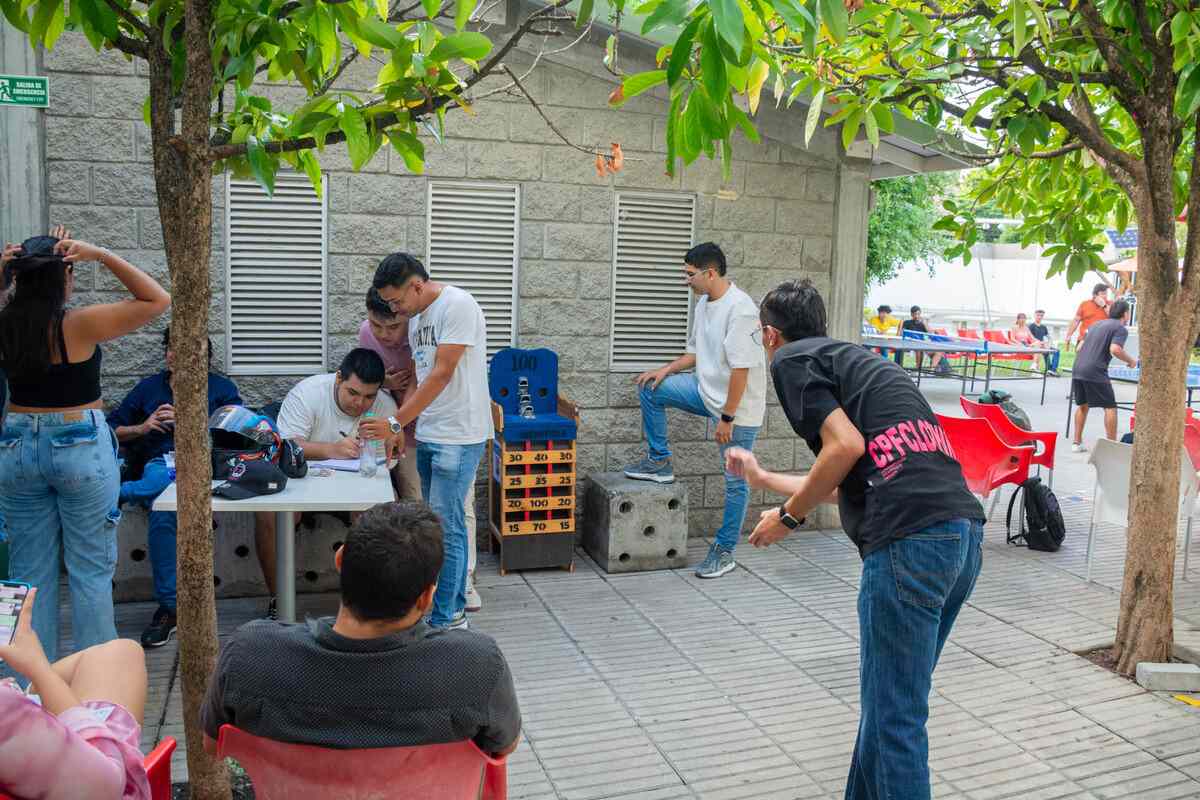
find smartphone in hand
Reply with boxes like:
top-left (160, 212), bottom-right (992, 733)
top-left (0, 581), bottom-right (31, 646)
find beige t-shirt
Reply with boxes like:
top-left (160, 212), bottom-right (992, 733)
top-left (686, 284), bottom-right (767, 427)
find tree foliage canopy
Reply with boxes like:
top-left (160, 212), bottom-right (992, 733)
top-left (866, 172), bottom-right (953, 286)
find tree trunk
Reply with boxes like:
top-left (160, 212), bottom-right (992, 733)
top-left (146, 1), bottom-right (230, 797)
top-left (1113, 185), bottom-right (1193, 673)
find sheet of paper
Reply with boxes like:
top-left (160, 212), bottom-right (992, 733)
top-left (307, 458), bottom-right (385, 472)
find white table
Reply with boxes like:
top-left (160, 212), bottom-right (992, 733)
top-left (153, 469), bottom-right (395, 622)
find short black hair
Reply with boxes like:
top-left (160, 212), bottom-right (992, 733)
top-left (1035, 309), bottom-right (1045, 315)
top-left (162, 327), bottom-right (214, 367)
top-left (338, 347), bottom-right (385, 385)
top-left (877, 304), bottom-right (892, 314)
top-left (1109, 299), bottom-right (1130, 319)
top-left (910, 305), bottom-right (921, 315)
top-left (684, 242), bottom-right (727, 276)
top-left (1092, 282), bottom-right (1109, 297)
top-left (340, 501), bottom-right (444, 621)
top-left (365, 287), bottom-right (395, 319)
top-left (761, 279), bottom-right (827, 341)
top-left (373, 252), bottom-right (429, 289)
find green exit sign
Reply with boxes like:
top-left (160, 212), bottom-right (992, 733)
top-left (0, 74), bottom-right (49, 108)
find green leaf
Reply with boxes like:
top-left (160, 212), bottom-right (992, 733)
top-left (30, 0), bottom-right (57, 49)
top-left (42, 0), bottom-right (64, 48)
top-left (575, 0), bottom-right (594, 27)
top-left (667, 16), bottom-right (702, 85)
top-left (311, 6), bottom-right (338, 71)
top-left (1012, 0), bottom-right (1027, 53)
top-left (901, 8), bottom-right (931, 36)
top-left (1171, 10), bottom-right (1192, 43)
top-left (375, 0), bottom-right (388, 19)
top-left (1114, 198), bottom-right (1129, 232)
top-left (428, 31), bottom-right (493, 62)
top-left (693, 87), bottom-right (727, 140)
top-left (773, 0), bottom-right (813, 32)
top-left (804, 86), bottom-right (824, 146)
top-left (613, 69), bottom-right (668, 105)
top-left (298, 151), bottom-right (324, 198)
top-left (746, 58), bottom-right (769, 115)
top-left (358, 17), bottom-right (405, 49)
top-left (339, 106), bottom-right (371, 170)
top-left (726, 97), bottom-right (760, 141)
top-left (1067, 252), bottom-right (1088, 284)
top-left (246, 136), bottom-right (277, 196)
top-left (641, 0), bottom-right (690, 35)
top-left (863, 105), bottom-right (879, 146)
top-left (700, 20), bottom-right (729, 103)
top-left (818, 0), bottom-right (847, 41)
top-left (665, 89), bottom-right (683, 174)
top-left (1027, 76), bottom-right (1046, 108)
top-left (710, 0), bottom-right (745, 53)
top-left (869, 102), bottom-right (893, 134)
top-left (841, 107), bottom-right (863, 151)
top-left (388, 129), bottom-right (426, 173)
top-left (681, 92), bottom-right (704, 162)
top-left (422, 0), bottom-right (440, 19)
top-left (884, 10), bottom-right (902, 41)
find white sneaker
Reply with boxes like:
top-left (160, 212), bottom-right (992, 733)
top-left (1071, 442), bottom-right (1088, 453)
top-left (448, 612), bottom-right (469, 630)
top-left (465, 574), bottom-right (482, 613)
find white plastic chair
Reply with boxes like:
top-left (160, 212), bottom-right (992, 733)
top-left (1086, 439), bottom-right (1199, 582)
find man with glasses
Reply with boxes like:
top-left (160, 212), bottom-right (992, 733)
top-left (360, 253), bottom-right (492, 631)
top-left (726, 279), bottom-right (983, 800)
top-left (622, 242), bottom-right (766, 579)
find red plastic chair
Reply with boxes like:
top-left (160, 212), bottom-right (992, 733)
top-left (960, 396), bottom-right (1058, 487)
top-left (982, 329), bottom-right (1034, 361)
top-left (0, 737), bottom-right (175, 800)
top-left (935, 413), bottom-right (1034, 519)
top-left (957, 328), bottom-right (981, 340)
top-left (216, 724), bottom-right (508, 800)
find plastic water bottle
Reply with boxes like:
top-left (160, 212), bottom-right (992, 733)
top-left (358, 412), bottom-right (381, 477)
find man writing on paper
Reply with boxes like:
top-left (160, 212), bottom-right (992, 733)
top-left (252, 348), bottom-right (397, 618)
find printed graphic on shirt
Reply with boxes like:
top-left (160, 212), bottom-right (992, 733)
top-left (866, 418), bottom-right (958, 483)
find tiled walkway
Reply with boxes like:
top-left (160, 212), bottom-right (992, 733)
top-left (69, 374), bottom-right (1200, 796)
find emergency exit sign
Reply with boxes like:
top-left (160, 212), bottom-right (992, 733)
top-left (0, 75), bottom-right (49, 108)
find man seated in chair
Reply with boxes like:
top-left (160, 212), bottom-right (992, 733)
top-left (200, 501), bottom-right (521, 757)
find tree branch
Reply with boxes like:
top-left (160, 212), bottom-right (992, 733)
top-left (101, 0), bottom-right (153, 38)
top-left (501, 64), bottom-right (632, 159)
top-left (1076, 0), bottom-right (1146, 106)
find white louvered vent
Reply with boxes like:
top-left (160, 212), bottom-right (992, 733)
top-left (427, 181), bottom-right (519, 356)
top-left (225, 172), bottom-right (328, 375)
top-left (610, 192), bottom-right (697, 370)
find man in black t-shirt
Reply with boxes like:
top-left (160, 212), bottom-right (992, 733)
top-left (1028, 309), bottom-right (1060, 375)
top-left (1070, 300), bottom-right (1136, 452)
top-left (900, 305), bottom-right (951, 376)
top-left (727, 279), bottom-right (984, 800)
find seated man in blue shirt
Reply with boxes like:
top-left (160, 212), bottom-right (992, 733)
top-left (109, 329), bottom-right (241, 647)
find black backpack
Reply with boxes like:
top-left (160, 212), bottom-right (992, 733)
top-left (1005, 476), bottom-right (1066, 552)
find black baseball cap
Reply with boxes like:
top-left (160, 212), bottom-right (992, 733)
top-left (213, 460), bottom-right (288, 500)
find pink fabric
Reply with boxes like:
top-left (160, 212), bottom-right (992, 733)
top-left (1010, 327), bottom-right (1037, 346)
top-left (358, 319), bottom-right (417, 443)
top-left (0, 680), bottom-right (149, 800)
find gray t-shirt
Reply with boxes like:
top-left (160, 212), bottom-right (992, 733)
top-left (1073, 318), bottom-right (1128, 382)
top-left (200, 618), bottom-right (521, 754)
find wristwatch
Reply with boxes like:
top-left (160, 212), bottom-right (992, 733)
top-left (387, 416), bottom-right (404, 435)
top-left (720, 412), bottom-right (735, 423)
top-left (778, 505), bottom-right (805, 529)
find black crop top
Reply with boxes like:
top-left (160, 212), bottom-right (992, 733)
top-left (1, 317), bottom-right (103, 409)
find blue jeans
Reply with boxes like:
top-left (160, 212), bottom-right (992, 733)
top-left (417, 441), bottom-right (485, 627)
top-left (0, 411), bottom-right (121, 662)
top-left (846, 519), bottom-right (983, 800)
top-left (120, 456), bottom-right (178, 611)
top-left (1044, 349), bottom-right (1061, 372)
top-left (638, 375), bottom-right (760, 552)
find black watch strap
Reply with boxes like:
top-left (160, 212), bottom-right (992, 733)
top-left (778, 505), bottom-right (805, 529)
top-left (720, 412), bottom-right (735, 423)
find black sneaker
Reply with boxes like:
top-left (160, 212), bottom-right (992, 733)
top-left (140, 606), bottom-right (177, 648)
top-left (266, 597), bottom-right (278, 620)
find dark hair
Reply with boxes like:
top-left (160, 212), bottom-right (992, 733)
top-left (0, 255), bottom-right (71, 375)
top-left (684, 242), bottom-right (727, 276)
top-left (338, 347), bottom-right (386, 385)
top-left (1035, 309), bottom-right (1045, 315)
top-left (910, 305), bottom-right (921, 315)
top-left (340, 501), bottom-right (444, 621)
top-left (877, 304), bottom-right (892, 314)
top-left (373, 252), bottom-right (428, 289)
top-left (1092, 283), bottom-right (1109, 297)
top-left (365, 287), bottom-right (395, 319)
top-left (761, 279), bottom-right (827, 341)
top-left (162, 327), bottom-right (214, 367)
top-left (1109, 299), bottom-right (1130, 319)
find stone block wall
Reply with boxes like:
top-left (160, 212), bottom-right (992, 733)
top-left (35, 29), bottom-right (842, 594)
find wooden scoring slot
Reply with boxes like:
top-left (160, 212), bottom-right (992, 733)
top-left (503, 449), bottom-right (575, 465)
top-left (503, 472), bottom-right (575, 490)
top-left (503, 510), bottom-right (575, 536)
top-left (503, 494), bottom-right (575, 512)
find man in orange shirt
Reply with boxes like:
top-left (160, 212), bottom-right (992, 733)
top-left (1065, 283), bottom-right (1110, 348)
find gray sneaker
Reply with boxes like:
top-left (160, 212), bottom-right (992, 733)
top-left (695, 545), bottom-right (736, 579)
top-left (624, 456), bottom-right (675, 483)
top-left (448, 611), bottom-right (470, 630)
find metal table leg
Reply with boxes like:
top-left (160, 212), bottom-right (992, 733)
top-left (276, 509), bottom-right (296, 623)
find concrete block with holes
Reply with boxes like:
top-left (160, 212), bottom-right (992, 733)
top-left (581, 472), bottom-right (688, 573)
top-left (112, 507), bottom-right (344, 602)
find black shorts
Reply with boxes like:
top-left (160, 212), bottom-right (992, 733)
top-left (1072, 379), bottom-right (1116, 409)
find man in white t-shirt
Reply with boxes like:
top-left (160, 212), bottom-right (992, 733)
top-left (362, 253), bottom-right (492, 630)
top-left (254, 348), bottom-right (397, 617)
top-left (623, 242), bottom-right (766, 579)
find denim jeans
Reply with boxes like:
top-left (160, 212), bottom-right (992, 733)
top-left (417, 440), bottom-right (485, 627)
top-left (638, 374), bottom-right (760, 552)
top-left (1044, 349), bottom-right (1061, 372)
top-left (845, 518), bottom-right (983, 800)
top-left (120, 456), bottom-right (178, 611)
top-left (0, 410), bottom-right (121, 662)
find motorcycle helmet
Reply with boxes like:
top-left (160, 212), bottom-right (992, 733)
top-left (208, 405), bottom-right (281, 479)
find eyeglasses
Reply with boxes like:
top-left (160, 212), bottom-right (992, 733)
top-left (384, 281), bottom-right (418, 311)
top-left (751, 324), bottom-right (765, 345)
top-left (684, 268), bottom-right (709, 282)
